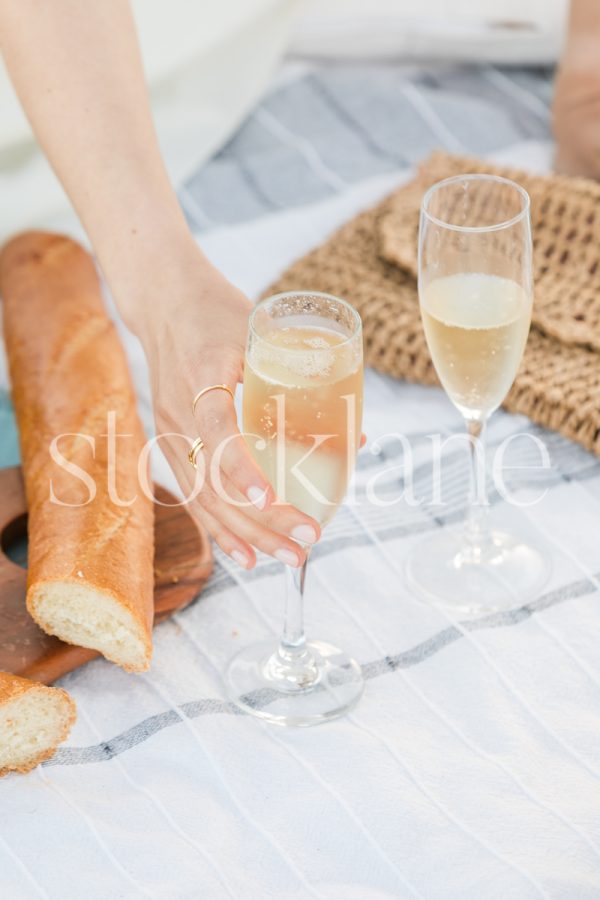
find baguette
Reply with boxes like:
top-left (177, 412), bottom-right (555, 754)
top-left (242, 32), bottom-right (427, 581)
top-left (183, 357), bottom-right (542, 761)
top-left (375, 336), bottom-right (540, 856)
top-left (0, 671), bottom-right (76, 776)
top-left (0, 232), bottom-right (154, 672)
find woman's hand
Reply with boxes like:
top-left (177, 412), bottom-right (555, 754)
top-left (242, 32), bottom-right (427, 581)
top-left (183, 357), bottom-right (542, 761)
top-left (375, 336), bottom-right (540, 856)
top-left (131, 243), bottom-right (321, 571)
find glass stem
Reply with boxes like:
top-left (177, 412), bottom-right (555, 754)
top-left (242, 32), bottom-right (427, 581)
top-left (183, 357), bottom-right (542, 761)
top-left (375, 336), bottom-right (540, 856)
top-left (464, 418), bottom-right (490, 555)
top-left (281, 556), bottom-right (309, 654)
top-left (268, 545), bottom-right (319, 691)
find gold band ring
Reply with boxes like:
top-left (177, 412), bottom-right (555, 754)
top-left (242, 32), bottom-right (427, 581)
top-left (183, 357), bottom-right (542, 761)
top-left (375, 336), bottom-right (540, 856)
top-left (188, 436), bottom-right (205, 470)
top-left (188, 384), bottom-right (233, 469)
top-left (192, 383), bottom-right (234, 416)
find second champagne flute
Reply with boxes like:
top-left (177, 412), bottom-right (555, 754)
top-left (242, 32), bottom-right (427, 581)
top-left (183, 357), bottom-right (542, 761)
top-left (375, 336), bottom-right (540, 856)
top-left (405, 174), bottom-right (550, 614)
top-left (225, 291), bottom-right (364, 726)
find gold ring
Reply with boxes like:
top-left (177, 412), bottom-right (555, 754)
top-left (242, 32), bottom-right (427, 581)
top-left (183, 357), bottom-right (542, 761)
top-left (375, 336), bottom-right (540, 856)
top-left (188, 436), bottom-right (205, 469)
top-left (192, 383), bottom-right (234, 416)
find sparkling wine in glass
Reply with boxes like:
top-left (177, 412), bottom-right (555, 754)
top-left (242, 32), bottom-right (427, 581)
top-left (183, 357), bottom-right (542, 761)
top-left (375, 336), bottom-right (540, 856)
top-left (225, 291), bottom-right (364, 726)
top-left (405, 174), bottom-right (550, 614)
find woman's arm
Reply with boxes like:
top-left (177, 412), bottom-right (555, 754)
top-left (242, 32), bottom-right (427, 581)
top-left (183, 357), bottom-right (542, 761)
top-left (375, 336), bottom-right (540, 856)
top-left (0, 0), bottom-right (320, 569)
top-left (0, 0), bottom-right (188, 316)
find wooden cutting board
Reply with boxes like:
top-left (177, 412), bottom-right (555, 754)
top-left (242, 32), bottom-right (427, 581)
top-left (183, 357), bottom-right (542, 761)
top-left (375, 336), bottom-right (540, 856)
top-left (0, 466), bottom-right (213, 684)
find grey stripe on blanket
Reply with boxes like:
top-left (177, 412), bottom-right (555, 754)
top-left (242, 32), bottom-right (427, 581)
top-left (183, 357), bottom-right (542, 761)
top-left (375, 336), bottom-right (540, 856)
top-left (181, 62), bottom-right (554, 229)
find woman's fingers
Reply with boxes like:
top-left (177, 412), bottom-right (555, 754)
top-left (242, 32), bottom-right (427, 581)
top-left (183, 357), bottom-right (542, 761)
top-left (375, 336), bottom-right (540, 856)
top-left (192, 385), bottom-right (273, 510)
top-left (190, 385), bottom-right (321, 538)
top-left (164, 438), bottom-right (258, 569)
top-left (162, 432), bottom-right (311, 569)
top-left (216, 473), bottom-right (321, 545)
top-left (196, 479), bottom-right (309, 567)
top-left (193, 505), bottom-right (257, 571)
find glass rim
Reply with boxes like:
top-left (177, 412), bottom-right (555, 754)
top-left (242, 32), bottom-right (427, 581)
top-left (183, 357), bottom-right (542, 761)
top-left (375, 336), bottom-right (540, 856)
top-left (421, 173), bottom-right (531, 234)
top-left (249, 290), bottom-right (362, 351)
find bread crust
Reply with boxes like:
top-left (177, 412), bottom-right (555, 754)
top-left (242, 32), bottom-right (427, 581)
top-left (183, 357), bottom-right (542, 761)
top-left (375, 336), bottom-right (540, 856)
top-left (0, 232), bottom-right (154, 671)
top-left (0, 671), bottom-right (76, 776)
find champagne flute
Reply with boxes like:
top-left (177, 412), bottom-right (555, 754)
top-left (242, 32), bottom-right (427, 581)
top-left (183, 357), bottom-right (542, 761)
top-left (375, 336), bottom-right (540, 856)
top-left (225, 291), bottom-right (364, 726)
top-left (405, 174), bottom-right (550, 614)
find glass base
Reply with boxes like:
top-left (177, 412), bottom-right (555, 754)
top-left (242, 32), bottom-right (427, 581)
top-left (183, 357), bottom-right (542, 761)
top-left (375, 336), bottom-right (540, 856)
top-left (225, 639), bottom-right (364, 727)
top-left (405, 528), bottom-right (551, 616)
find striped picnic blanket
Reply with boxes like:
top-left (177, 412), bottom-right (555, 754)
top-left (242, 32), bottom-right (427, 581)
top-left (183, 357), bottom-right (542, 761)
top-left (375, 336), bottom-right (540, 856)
top-left (3, 61), bottom-right (600, 900)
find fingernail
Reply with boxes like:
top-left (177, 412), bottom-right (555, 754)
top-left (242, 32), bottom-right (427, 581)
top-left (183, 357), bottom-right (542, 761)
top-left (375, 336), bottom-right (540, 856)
top-left (247, 485), bottom-right (268, 510)
top-left (290, 524), bottom-right (318, 544)
top-left (274, 548), bottom-right (300, 567)
top-left (231, 550), bottom-right (249, 569)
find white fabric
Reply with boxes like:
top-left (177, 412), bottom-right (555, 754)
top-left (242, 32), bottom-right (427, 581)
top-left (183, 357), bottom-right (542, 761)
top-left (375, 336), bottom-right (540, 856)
top-left (5, 139), bottom-right (600, 898)
top-left (293, 0), bottom-right (569, 64)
